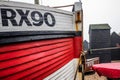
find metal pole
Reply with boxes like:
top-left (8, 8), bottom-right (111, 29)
top-left (91, 47), bottom-right (120, 51)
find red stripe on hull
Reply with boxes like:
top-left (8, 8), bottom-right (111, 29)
top-left (74, 37), bottom-right (82, 58)
top-left (0, 38), bottom-right (75, 80)
top-left (0, 42), bottom-right (72, 69)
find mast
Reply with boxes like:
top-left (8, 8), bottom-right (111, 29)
top-left (34, 0), bottom-right (39, 4)
top-left (34, 0), bottom-right (43, 5)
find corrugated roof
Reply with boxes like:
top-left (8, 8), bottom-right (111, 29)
top-left (89, 24), bottom-right (111, 30)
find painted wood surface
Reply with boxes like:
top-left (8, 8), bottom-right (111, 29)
top-left (0, 38), bottom-right (75, 80)
top-left (0, 1), bottom-right (76, 32)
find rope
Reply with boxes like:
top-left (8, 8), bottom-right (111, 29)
top-left (52, 4), bottom-right (74, 8)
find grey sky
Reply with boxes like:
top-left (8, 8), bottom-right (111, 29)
top-left (10, 0), bottom-right (120, 41)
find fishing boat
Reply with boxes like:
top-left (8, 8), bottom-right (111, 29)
top-left (0, 1), bottom-right (83, 80)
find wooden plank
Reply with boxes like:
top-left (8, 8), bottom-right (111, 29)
top-left (0, 44), bottom-right (72, 69)
top-left (0, 38), bottom-right (74, 80)
top-left (2, 52), bottom-right (73, 80)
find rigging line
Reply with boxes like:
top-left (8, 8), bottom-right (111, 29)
top-left (52, 4), bottom-right (74, 8)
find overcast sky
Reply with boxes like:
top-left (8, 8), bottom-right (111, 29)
top-left (10, 0), bottom-right (120, 41)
